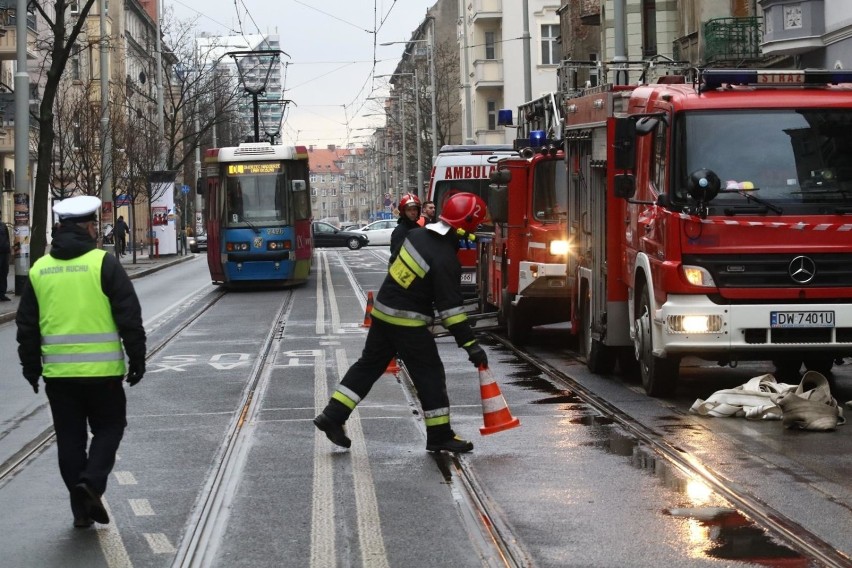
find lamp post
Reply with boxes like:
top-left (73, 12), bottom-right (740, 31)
top-left (380, 35), bottom-right (437, 161)
top-left (376, 72), bottom-right (423, 199)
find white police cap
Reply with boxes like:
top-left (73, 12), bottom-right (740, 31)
top-left (54, 195), bottom-right (101, 222)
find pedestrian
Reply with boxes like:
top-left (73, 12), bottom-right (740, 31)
top-left (15, 195), bottom-right (146, 528)
top-left (113, 215), bottom-right (129, 256)
top-left (389, 192), bottom-right (421, 265)
top-left (0, 222), bottom-right (10, 301)
top-left (417, 200), bottom-right (436, 227)
top-left (314, 192), bottom-right (489, 453)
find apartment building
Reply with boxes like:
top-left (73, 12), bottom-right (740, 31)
top-left (308, 145), bottom-right (371, 225)
top-left (760, 0), bottom-right (852, 69)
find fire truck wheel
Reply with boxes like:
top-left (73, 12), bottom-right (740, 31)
top-left (503, 291), bottom-right (530, 346)
top-left (581, 292), bottom-right (615, 374)
top-left (636, 287), bottom-right (678, 397)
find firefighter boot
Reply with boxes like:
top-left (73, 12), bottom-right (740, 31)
top-left (426, 425), bottom-right (473, 453)
top-left (314, 399), bottom-right (352, 448)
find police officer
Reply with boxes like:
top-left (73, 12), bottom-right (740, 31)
top-left (314, 192), bottom-right (489, 453)
top-left (389, 192), bottom-right (421, 265)
top-left (15, 195), bottom-right (146, 528)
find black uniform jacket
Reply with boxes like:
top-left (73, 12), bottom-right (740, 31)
top-left (15, 224), bottom-right (147, 383)
top-left (389, 215), bottom-right (421, 265)
top-left (376, 225), bottom-right (476, 348)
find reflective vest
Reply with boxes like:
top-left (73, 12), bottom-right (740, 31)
top-left (29, 249), bottom-right (126, 378)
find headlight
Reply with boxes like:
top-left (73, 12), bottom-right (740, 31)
top-left (682, 265), bottom-right (716, 287)
top-left (667, 315), bottom-right (723, 334)
top-left (549, 240), bottom-right (570, 255)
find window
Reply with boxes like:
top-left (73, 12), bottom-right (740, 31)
top-left (642, 0), bottom-right (657, 56)
top-left (589, 53), bottom-right (599, 87)
top-left (70, 56), bottom-right (81, 81)
top-left (541, 24), bottom-right (559, 65)
top-left (487, 101), bottom-right (498, 131)
top-left (485, 31), bottom-right (496, 60)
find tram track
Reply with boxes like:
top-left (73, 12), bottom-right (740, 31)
top-left (493, 333), bottom-right (852, 568)
top-left (171, 289), bottom-right (295, 568)
top-left (0, 288), bottom-right (227, 487)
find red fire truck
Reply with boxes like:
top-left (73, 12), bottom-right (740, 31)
top-left (428, 144), bottom-right (517, 297)
top-left (565, 66), bottom-right (852, 396)
top-left (478, 94), bottom-right (572, 345)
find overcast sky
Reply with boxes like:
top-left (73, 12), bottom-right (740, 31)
top-left (168, 0), bottom-right (436, 147)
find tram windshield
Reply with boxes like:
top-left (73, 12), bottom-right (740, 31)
top-left (224, 161), bottom-right (290, 227)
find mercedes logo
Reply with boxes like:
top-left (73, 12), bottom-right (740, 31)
top-left (788, 256), bottom-right (816, 284)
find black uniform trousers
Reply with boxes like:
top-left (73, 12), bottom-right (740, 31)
top-left (339, 318), bottom-right (449, 414)
top-left (45, 379), bottom-right (126, 496)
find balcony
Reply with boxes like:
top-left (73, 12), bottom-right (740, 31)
top-left (471, 0), bottom-right (501, 21)
top-left (0, 8), bottom-right (38, 61)
top-left (473, 59), bottom-right (503, 89)
top-left (704, 17), bottom-right (764, 64)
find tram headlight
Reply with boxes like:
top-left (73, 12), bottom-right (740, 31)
top-left (266, 240), bottom-right (291, 251)
top-left (226, 241), bottom-right (251, 252)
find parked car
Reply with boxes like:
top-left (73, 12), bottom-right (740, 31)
top-left (341, 223), bottom-right (364, 231)
top-left (188, 232), bottom-right (207, 253)
top-left (351, 219), bottom-right (397, 246)
top-left (312, 221), bottom-right (368, 250)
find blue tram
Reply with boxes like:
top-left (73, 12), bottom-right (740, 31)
top-left (201, 142), bottom-right (313, 287)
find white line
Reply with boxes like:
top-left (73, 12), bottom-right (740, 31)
top-left (143, 286), bottom-right (210, 331)
top-left (311, 351), bottom-right (336, 568)
top-left (323, 253), bottom-right (342, 335)
top-left (143, 532), bottom-right (176, 554)
top-left (95, 498), bottom-right (133, 568)
top-left (336, 348), bottom-right (389, 568)
top-left (113, 471), bottom-right (138, 485)
top-left (315, 250), bottom-right (326, 336)
top-left (129, 498), bottom-right (155, 516)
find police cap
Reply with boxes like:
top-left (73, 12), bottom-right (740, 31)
top-left (54, 195), bottom-right (101, 223)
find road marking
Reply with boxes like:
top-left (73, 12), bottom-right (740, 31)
top-left (143, 532), bottom-right (176, 554)
top-left (129, 498), bottom-right (155, 516)
top-left (311, 351), bottom-right (336, 568)
top-left (316, 251), bottom-right (326, 336)
top-left (95, 498), bottom-right (133, 568)
top-left (114, 471), bottom-right (138, 485)
top-left (336, 348), bottom-right (389, 568)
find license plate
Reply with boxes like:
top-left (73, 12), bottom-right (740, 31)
top-left (770, 311), bottom-right (835, 328)
top-left (460, 271), bottom-right (476, 284)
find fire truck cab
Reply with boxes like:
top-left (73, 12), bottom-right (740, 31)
top-left (566, 64), bottom-right (852, 396)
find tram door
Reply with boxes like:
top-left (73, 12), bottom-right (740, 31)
top-left (206, 175), bottom-right (225, 282)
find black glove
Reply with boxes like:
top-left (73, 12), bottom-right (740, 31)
top-left (126, 362), bottom-right (145, 386)
top-left (25, 375), bottom-right (39, 394)
top-left (465, 344), bottom-right (488, 369)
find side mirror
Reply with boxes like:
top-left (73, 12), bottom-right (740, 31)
top-left (488, 169), bottom-right (511, 223)
top-left (613, 117), bottom-right (636, 170)
top-left (614, 174), bottom-right (636, 199)
top-left (292, 180), bottom-right (306, 192)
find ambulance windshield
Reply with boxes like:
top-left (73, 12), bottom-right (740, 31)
top-left (676, 109), bottom-right (852, 212)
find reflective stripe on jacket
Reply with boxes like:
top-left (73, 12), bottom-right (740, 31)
top-left (29, 249), bottom-right (126, 378)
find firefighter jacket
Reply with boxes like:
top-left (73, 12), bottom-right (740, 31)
top-left (389, 215), bottom-right (421, 266)
top-left (373, 224), bottom-right (477, 349)
top-left (16, 224), bottom-right (146, 383)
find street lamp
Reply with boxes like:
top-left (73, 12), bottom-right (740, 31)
top-left (381, 31), bottom-right (438, 161)
top-left (376, 73), bottom-right (423, 199)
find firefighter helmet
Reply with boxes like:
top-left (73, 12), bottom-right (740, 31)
top-left (399, 193), bottom-right (421, 210)
top-left (438, 192), bottom-right (487, 233)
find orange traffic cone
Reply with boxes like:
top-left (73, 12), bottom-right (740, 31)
top-left (478, 365), bottom-right (520, 435)
top-left (362, 291), bottom-right (374, 327)
top-left (385, 356), bottom-right (400, 375)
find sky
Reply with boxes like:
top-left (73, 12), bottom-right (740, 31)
top-left (168, 0), bottom-right (436, 148)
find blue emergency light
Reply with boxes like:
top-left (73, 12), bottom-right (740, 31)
top-left (701, 69), bottom-right (852, 91)
top-left (497, 109), bottom-right (513, 126)
top-left (529, 130), bottom-right (546, 147)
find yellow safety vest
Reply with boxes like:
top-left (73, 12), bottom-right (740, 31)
top-left (29, 249), bottom-right (126, 378)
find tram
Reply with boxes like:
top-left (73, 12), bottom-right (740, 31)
top-left (200, 142), bottom-right (313, 287)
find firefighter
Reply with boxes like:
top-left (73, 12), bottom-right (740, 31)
top-left (15, 195), bottom-right (146, 528)
top-left (314, 192), bottom-right (489, 453)
top-left (389, 192), bottom-right (421, 265)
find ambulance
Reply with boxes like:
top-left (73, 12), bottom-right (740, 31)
top-left (427, 145), bottom-right (517, 296)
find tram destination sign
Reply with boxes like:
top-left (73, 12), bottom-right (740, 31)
top-left (227, 162), bottom-right (282, 175)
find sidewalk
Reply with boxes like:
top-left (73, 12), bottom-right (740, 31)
top-left (0, 252), bottom-right (195, 325)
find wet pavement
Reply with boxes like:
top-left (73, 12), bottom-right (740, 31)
top-left (0, 251), bottom-right (195, 325)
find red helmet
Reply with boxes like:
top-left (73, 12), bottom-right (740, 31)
top-left (399, 193), bottom-right (421, 211)
top-left (438, 192), bottom-right (487, 233)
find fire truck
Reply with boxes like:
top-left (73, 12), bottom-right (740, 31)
top-left (478, 93), bottom-right (572, 345)
top-left (565, 65), bottom-right (852, 397)
top-left (428, 144), bottom-right (517, 297)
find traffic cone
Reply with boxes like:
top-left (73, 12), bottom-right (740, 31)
top-left (385, 356), bottom-right (400, 375)
top-left (362, 291), bottom-right (374, 327)
top-left (478, 365), bottom-right (520, 435)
